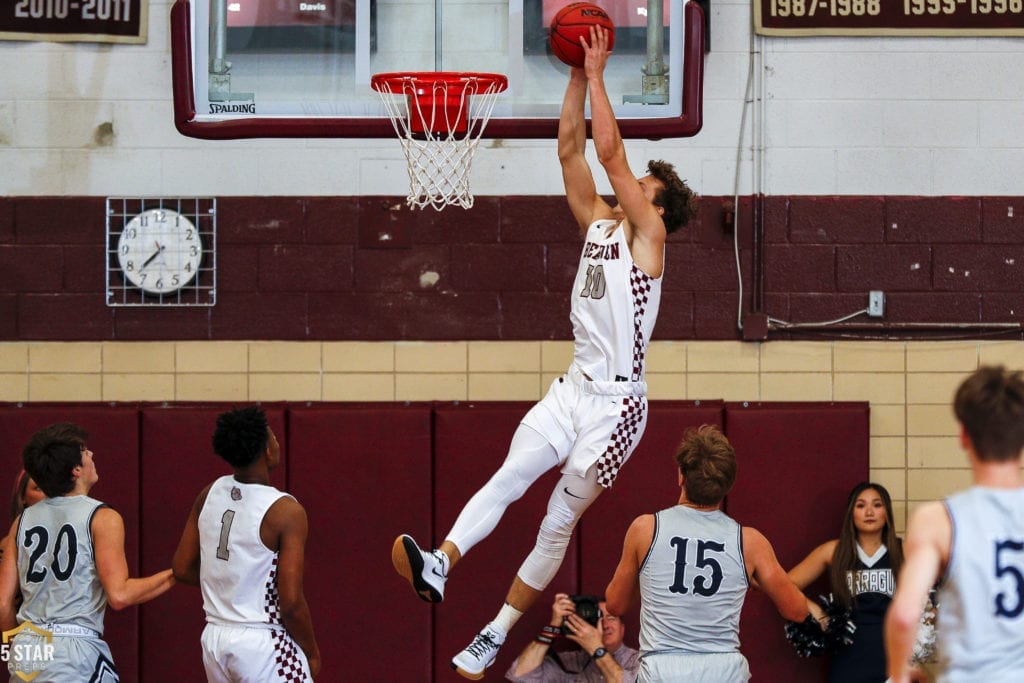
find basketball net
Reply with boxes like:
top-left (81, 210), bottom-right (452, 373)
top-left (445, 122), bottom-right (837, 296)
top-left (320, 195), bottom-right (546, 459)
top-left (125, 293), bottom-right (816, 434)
top-left (372, 73), bottom-right (508, 211)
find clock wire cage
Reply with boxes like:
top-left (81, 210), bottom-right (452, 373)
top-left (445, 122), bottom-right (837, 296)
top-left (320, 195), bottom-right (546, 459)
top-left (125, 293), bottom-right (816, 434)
top-left (106, 197), bottom-right (217, 307)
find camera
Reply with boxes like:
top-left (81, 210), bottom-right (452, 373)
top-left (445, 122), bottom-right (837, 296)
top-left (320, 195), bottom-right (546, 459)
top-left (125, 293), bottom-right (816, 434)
top-left (560, 594), bottom-right (603, 635)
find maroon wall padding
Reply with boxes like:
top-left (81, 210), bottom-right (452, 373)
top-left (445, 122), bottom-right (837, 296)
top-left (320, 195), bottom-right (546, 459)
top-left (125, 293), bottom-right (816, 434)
top-left (725, 402), bottom-right (870, 682)
top-left (432, 402), bottom-right (580, 682)
top-left (286, 404), bottom-right (434, 681)
top-left (0, 404), bottom-right (141, 682)
top-left (579, 401), bottom-right (725, 649)
top-left (137, 405), bottom-right (287, 682)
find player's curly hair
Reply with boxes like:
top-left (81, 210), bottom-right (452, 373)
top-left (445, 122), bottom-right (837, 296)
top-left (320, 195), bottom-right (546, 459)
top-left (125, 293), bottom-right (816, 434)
top-left (674, 424), bottom-right (736, 506)
top-left (212, 406), bottom-right (270, 468)
top-left (648, 160), bottom-right (698, 234)
top-left (22, 423), bottom-right (88, 498)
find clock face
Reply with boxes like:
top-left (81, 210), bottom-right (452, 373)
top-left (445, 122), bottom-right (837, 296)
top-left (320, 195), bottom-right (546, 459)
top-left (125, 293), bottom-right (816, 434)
top-left (117, 208), bottom-right (203, 295)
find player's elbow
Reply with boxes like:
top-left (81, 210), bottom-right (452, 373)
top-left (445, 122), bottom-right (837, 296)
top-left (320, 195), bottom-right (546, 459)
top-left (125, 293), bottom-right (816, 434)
top-left (106, 593), bottom-right (130, 611)
top-left (885, 603), bottom-right (919, 635)
top-left (279, 592), bottom-right (308, 621)
top-left (171, 565), bottom-right (198, 586)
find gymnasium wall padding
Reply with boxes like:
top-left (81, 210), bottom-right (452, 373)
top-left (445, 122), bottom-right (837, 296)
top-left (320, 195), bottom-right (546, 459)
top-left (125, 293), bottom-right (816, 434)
top-left (0, 400), bottom-right (867, 682)
top-left (287, 403), bottom-right (434, 682)
top-left (725, 401), bottom-right (870, 682)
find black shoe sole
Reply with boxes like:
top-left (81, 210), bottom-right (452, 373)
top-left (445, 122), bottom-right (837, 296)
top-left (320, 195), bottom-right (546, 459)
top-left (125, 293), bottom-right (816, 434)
top-left (391, 534), bottom-right (443, 603)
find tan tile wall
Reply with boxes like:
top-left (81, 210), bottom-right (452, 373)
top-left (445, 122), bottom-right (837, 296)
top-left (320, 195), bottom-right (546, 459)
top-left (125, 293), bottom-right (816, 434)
top-left (3, 339), bottom-right (1019, 531)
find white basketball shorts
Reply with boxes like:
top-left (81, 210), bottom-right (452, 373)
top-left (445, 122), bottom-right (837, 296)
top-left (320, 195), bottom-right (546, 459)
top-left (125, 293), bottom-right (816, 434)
top-left (201, 623), bottom-right (312, 683)
top-left (521, 364), bottom-right (648, 488)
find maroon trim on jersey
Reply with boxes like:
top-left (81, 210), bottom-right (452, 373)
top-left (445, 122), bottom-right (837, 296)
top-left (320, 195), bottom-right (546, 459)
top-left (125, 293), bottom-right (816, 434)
top-left (629, 265), bottom-right (654, 382)
top-left (596, 395), bottom-right (647, 489)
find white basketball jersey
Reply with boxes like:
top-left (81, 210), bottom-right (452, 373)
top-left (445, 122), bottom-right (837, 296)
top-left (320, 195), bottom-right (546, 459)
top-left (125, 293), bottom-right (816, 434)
top-left (199, 476), bottom-right (292, 627)
top-left (638, 506), bottom-right (747, 655)
top-left (937, 486), bottom-right (1024, 681)
top-left (570, 219), bottom-right (662, 383)
top-left (16, 496), bottom-right (107, 635)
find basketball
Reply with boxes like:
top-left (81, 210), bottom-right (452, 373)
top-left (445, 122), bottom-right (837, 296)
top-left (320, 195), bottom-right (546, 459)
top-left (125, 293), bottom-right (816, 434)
top-left (549, 3), bottom-right (615, 69)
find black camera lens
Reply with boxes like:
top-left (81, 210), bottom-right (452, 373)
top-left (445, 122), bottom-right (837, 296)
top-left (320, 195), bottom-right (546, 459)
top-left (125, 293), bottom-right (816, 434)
top-left (560, 594), bottom-right (603, 635)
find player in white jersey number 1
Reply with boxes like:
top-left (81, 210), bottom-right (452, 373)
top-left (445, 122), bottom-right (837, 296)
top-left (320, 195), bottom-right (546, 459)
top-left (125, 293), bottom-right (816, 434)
top-left (392, 25), bottom-right (698, 680)
top-left (173, 406), bottom-right (321, 681)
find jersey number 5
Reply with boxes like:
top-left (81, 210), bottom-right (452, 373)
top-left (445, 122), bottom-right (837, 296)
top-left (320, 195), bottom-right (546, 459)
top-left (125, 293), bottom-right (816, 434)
top-left (994, 538), bottom-right (1024, 618)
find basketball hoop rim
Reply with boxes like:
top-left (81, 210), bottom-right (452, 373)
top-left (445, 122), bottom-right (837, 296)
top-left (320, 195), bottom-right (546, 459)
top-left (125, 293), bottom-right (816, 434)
top-left (370, 71), bottom-right (509, 95)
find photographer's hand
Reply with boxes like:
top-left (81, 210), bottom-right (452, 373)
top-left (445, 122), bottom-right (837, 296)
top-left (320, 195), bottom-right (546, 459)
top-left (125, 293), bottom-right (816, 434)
top-left (551, 592), bottom-right (575, 625)
top-left (564, 613), bottom-right (625, 683)
top-left (563, 613), bottom-right (602, 653)
top-left (509, 593), bottom-right (575, 679)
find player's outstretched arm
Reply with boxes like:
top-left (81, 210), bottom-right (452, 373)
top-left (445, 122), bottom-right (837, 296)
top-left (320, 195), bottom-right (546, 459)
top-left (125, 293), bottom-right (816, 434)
top-left (268, 497), bottom-right (321, 678)
top-left (583, 27), bottom-right (666, 263)
top-left (787, 539), bottom-right (837, 590)
top-left (885, 501), bottom-right (948, 683)
top-left (171, 483), bottom-right (213, 586)
top-left (93, 507), bottom-right (175, 610)
top-left (0, 519), bottom-right (21, 630)
top-left (605, 514), bottom-right (654, 616)
top-left (743, 526), bottom-right (811, 623)
top-left (558, 66), bottom-right (609, 235)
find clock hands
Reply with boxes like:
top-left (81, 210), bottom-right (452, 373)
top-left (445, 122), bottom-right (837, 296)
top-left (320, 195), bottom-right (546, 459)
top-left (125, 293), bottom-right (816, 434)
top-left (140, 242), bottom-right (166, 270)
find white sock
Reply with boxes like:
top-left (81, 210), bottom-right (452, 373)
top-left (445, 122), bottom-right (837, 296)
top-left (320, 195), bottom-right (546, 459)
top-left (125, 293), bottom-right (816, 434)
top-left (491, 603), bottom-right (522, 634)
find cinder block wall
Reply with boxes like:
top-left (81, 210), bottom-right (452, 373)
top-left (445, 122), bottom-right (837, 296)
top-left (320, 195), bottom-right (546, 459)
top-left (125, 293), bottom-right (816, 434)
top-left (4, 338), bottom-right (1021, 534)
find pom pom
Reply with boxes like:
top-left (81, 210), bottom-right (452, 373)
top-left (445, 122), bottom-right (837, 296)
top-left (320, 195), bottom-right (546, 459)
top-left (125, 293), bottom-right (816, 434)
top-left (912, 591), bottom-right (938, 664)
top-left (784, 594), bottom-right (857, 658)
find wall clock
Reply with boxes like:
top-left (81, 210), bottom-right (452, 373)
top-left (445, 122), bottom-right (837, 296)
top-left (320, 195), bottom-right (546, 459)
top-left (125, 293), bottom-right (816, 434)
top-left (118, 208), bottom-right (201, 294)
top-left (106, 198), bottom-right (217, 307)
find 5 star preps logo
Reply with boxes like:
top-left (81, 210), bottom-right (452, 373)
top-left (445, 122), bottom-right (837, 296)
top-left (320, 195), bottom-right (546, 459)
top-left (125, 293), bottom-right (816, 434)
top-left (1, 622), bottom-right (55, 681)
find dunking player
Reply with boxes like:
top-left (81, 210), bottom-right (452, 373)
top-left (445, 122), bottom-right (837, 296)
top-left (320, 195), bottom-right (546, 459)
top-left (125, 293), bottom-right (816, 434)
top-left (392, 25), bottom-right (697, 680)
top-left (172, 406), bottom-right (320, 681)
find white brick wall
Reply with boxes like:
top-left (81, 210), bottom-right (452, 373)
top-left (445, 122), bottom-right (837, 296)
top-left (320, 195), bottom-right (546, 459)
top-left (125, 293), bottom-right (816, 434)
top-left (1, 0), bottom-right (1022, 197)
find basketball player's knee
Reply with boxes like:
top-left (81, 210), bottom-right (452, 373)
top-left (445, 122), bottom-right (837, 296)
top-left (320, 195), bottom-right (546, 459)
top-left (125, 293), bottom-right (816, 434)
top-left (484, 465), bottom-right (531, 504)
top-left (535, 508), bottom-right (578, 556)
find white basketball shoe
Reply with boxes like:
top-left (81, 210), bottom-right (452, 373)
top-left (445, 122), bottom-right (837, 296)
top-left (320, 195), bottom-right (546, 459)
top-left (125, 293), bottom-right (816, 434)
top-left (391, 534), bottom-right (448, 603)
top-left (451, 622), bottom-right (507, 680)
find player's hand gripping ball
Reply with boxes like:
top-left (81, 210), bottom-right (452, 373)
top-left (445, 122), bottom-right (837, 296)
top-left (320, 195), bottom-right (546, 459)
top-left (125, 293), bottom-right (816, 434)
top-left (549, 2), bottom-right (615, 68)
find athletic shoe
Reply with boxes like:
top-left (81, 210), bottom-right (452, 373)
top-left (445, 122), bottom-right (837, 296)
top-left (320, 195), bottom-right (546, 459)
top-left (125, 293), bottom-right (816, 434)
top-left (451, 622), bottom-right (507, 680)
top-left (391, 534), bottom-right (447, 603)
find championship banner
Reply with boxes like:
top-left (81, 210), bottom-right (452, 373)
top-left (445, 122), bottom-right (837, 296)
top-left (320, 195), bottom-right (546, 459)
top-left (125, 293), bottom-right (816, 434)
top-left (755, 0), bottom-right (1024, 36)
top-left (0, 0), bottom-right (147, 44)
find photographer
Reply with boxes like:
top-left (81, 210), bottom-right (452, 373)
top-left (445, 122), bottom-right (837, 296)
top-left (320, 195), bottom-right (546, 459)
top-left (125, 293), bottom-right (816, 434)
top-left (506, 593), bottom-right (639, 682)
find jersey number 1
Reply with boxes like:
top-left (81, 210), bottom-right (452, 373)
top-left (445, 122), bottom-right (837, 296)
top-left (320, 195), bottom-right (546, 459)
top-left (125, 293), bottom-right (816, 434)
top-left (216, 510), bottom-right (236, 561)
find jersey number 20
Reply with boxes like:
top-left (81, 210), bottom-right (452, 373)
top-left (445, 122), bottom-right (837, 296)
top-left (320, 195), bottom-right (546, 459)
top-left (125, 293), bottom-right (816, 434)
top-left (23, 525), bottom-right (78, 583)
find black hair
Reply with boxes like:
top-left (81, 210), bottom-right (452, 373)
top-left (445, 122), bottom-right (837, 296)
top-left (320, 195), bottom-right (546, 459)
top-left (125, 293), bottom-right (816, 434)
top-left (22, 423), bottom-right (88, 498)
top-left (212, 406), bottom-right (270, 468)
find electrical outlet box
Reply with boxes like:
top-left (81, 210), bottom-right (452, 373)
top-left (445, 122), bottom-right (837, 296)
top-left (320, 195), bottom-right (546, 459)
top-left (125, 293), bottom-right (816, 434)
top-left (868, 291), bottom-right (885, 317)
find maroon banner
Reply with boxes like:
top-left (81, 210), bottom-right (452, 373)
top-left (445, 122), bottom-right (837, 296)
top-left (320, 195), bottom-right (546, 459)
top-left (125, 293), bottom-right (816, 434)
top-left (0, 0), bottom-right (146, 43)
top-left (756, 0), bottom-right (1024, 35)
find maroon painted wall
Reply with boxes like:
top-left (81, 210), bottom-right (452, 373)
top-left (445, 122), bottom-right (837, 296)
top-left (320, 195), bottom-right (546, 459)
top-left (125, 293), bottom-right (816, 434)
top-left (2, 195), bottom-right (1021, 342)
top-left (0, 400), bottom-right (867, 682)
